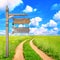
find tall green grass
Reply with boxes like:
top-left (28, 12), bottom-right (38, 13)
top-left (23, 40), bottom-right (42, 60)
top-left (0, 36), bottom-right (30, 60)
top-left (33, 36), bottom-right (60, 60)
top-left (0, 36), bottom-right (60, 60)
top-left (0, 36), bottom-right (5, 60)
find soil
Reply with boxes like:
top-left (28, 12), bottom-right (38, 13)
top-left (30, 40), bottom-right (54, 60)
top-left (12, 40), bottom-right (54, 60)
top-left (12, 40), bottom-right (26, 60)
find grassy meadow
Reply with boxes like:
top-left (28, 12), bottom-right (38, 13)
top-left (23, 40), bottom-right (42, 60)
top-left (0, 36), bottom-right (30, 60)
top-left (33, 36), bottom-right (60, 60)
top-left (0, 36), bottom-right (60, 60)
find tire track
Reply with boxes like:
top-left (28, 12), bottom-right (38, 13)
top-left (30, 40), bottom-right (54, 60)
top-left (13, 40), bottom-right (26, 60)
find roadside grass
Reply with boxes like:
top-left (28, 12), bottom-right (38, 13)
top-left (23, 40), bottom-right (42, 60)
top-left (0, 36), bottom-right (60, 60)
top-left (33, 36), bottom-right (60, 60)
top-left (0, 36), bottom-right (5, 60)
top-left (0, 36), bottom-right (30, 60)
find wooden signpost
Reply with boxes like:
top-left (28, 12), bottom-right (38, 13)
top-left (13, 18), bottom-right (30, 24)
top-left (12, 27), bottom-right (29, 33)
top-left (6, 5), bottom-right (28, 57)
top-left (12, 18), bottom-right (30, 33)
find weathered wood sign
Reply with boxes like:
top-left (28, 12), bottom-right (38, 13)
top-left (9, 14), bottom-right (27, 18)
top-left (12, 27), bottom-right (29, 33)
top-left (13, 18), bottom-right (30, 24)
top-left (6, 5), bottom-right (28, 57)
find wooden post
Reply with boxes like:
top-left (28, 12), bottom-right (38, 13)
top-left (5, 5), bottom-right (28, 57)
top-left (6, 5), bottom-right (9, 57)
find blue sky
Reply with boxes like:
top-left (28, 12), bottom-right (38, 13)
top-left (0, 0), bottom-right (60, 35)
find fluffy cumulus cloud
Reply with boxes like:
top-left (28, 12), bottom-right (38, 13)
top-left (0, 0), bottom-right (23, 11)
top-left (53, 10), bottom-right (60, 20)
top-left (29, 17), bottom-right (42, 27)
top-left (29, 27), bottom-right (59, 35)
top-left (51, 3), bottom-right (60, 10)
top-left (23, 5), bottom-right (37, 13)
top-left (42, 20), bottom-right (57, 27)
top-left (29, 18), bottom-right (59, 35)
top-left (48, 20), bottom-right (57, 27)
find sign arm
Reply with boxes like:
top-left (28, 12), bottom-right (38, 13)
top-left (9, 14), bottom-right (27, 19)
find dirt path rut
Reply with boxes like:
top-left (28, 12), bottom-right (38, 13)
top-left (13, 40), bottom-right (26, 60)
top-left (30, 40), bottom-right (54, 60)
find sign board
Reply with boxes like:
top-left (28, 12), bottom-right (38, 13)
top-left (13, 18), bottom-right (30, 24)
top-left (13, 27), bottom-right (29, 33)
top-left (6, 5), bottom-right (29, 57)
top-left (9, 14), bottom-right (27, 18)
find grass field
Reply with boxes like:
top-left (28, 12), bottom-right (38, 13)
top-left (0, 36), bottom-right (30, 60)
top-left (23, 40), bottom-right (42, 60)
top-left (33, 36), bottom-right (60, 60)
top-left (0, 36), bottom-right (60, 60)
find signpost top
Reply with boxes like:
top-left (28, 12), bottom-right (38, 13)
top-left (6, 6), bottom-right (9, 12)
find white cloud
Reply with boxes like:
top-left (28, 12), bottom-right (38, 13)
top-left (23, 5), bottom-right (33, 12)
top-left (29, 19), bottom-right (58, 35)
top-left (42, 20), bottom-right (57, 27)
top-left (0, 0), bottom-right (23, 11)
top-left (29, 17), bottom-right (42, 27)
top-left (11, 26), bottom-right (59, 35)
top-left (23, 5), bottom-right (37, 13)
top-left (53, 10), bottom-right (60, 20)
top-left (53, 27), bottom-right (58, 31)
top-left (49, 20), bottom-right (57, 27)
top-left (29, 28), bottom-right (37, 34)
top-left (34, 9), bottom-right (37, 11)
top-left (0, 30), bottom-right (13, 35)
top-left (29, 26), bottom-right (58, 35)
top-left (19, 24), bottom-right (25, 27)
top-left (41, 24), bottom-right (47, 27)
top-left (48, 29), bottom-right (58, 35)
top-left (29, 27), bottom-right (48, 35)
top-left (0, 30), bottom-right (6, 35)
top-left (51, 3), bottom-right (60, 10)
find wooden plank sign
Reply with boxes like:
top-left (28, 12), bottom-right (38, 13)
top-left (9, 14), bottom-right (27, 18)
top-left (13, 27), bottom-right (29, 33)
top-left (13, 18), bottom-right (30, 24)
